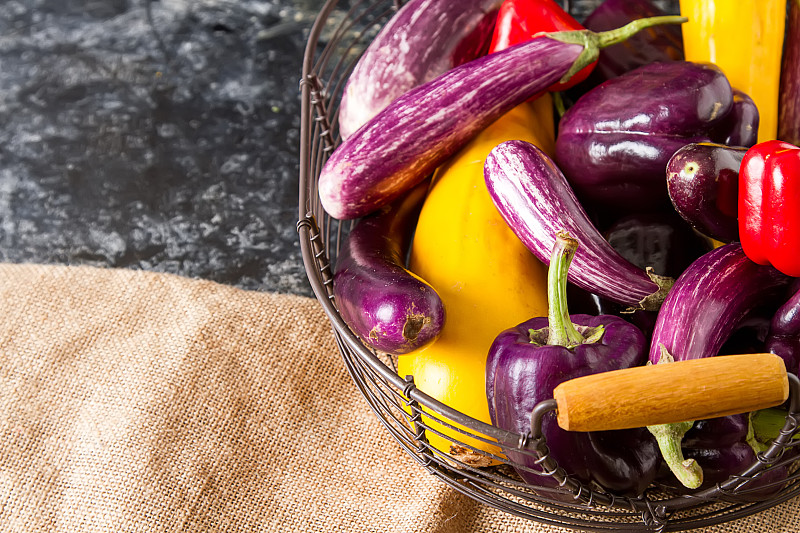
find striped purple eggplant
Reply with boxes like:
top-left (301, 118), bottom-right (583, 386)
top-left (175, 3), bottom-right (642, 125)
top-left (648, 243), bottom-right (791, 365)
top-left (646, 243), bottom-right (791, 489)
top-left (649, 243), bottom-right (792, 364)
top-left (319, 16), bottom-right (687, 220)
top-left (338, 0), bottom-right (503, 140)
top-left (483, 139), bottom-right (673, 311)
top-left (333, 182), bottom-right (445, 355)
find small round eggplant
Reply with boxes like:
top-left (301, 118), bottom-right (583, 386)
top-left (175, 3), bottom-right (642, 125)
top-left (333, 183), bottom-right (445, 355)
top-left (666, 142), bottom-right (746, 243)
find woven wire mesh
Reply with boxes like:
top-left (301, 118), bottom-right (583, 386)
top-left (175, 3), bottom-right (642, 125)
top-left (296, 0), bottom-right (800, 530)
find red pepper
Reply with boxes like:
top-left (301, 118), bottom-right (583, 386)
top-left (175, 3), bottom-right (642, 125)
top-left (739, 139), bottom-right (800, 277)
top-left (488, 0), bottom-right (596, 91)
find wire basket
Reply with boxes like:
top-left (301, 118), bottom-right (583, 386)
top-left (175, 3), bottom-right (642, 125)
top-left (297, 0), bottom-right (800, 530)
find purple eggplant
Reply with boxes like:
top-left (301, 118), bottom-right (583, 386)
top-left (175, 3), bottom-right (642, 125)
top-left (766, 284), bottom-right (800, 376)
top-left (486, 232), bottom-right (659, 496)
top-left (555, 61), bottom-right (739, 214)
top-left (646, 243), bottom-right (792, 488)
top-left (579, 0), bottom-right (683, 84)
top-left (484, 139), bottom-right (674, 311)
top-left (332, 182), bottom-right (445, 355)
top-left (338, 0), bottom-right (503, 140)
top-left (779, 0), bottom-right (800, 145)
top-left (319, 16), bottom-right (688, 220)
top-left (666, 142), bottom-right (746, 243)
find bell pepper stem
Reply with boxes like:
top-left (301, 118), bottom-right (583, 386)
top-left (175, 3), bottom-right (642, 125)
top-left (545, 232), bottom-right (585, 347)
top-left (542, 15), bottom-right (688, 84)
top-left (529, 231), bottom-right (604, 348)
top-left (645, 345), bottom-right (704, 489)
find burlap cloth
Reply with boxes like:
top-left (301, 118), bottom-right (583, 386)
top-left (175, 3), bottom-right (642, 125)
top-left (1, 263), bottom-right (799, 532)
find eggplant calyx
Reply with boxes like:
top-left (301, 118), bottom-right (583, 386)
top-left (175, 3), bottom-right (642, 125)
top-left (636, 268), bottom-right (675, 312)
top-left (529, 231), bottom-right (605, 349)
top-left (541, 15), bottom-right (688, 84)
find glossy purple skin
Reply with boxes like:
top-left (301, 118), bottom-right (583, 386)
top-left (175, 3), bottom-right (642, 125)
top-left (333, 184), bottom-right (445, 354)
top-left (483, 139), bottom-right (669, 311)
top-left (319, 36), bottom-right (583, 220)
top-left (338, 0), bottom-right (502, 140)
top-left (711, 89), bottom-right (760, 148)
top-left (767, 285), bottom-right (800, 376)
top-left (486, 314), bottom-right (659, 495)
top-left (648, 243), bottom-right (791, 365)
top-left (555, 61), bottom-right (734, 213)
top-left (666, 142), bottom-right (746, 243)
top-left (581, 0), bottom-right (683, 83)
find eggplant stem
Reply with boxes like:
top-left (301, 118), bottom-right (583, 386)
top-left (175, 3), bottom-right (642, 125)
top-left (542, 15), bottom-right (688, 84)
top-left (646, 345), bottom-right (703, 489)
top-left (648, 420), bottom-right (704, 489)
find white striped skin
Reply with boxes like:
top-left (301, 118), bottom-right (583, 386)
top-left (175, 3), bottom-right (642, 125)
top-left (319, 36), bottom-right (583, 220)
top-left (484, 139), bottom-right (664, 310)
top-left (648, 243), bottom-right (791, 364)
top-left (339, 0), bottom-right (504, 140)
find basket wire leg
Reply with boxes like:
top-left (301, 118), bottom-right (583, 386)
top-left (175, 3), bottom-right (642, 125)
top-left (403, 375), bottom-right (435, 469)
top-left (302, 73), bottom-right (336, 155)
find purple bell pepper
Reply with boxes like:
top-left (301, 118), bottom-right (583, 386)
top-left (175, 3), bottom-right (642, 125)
top-left (486, 232), bottom-right (659, 496)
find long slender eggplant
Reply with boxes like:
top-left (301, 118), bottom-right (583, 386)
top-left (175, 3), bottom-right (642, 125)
top-left (666, 142), bottom-right (746, 243)
top-left (483, 139), bottom-right (674, 311)
top-left (319, 16), bottom-right (687, 220)
top-left (779, 0), bottom-right (800, 145)
top-left (333, 182), bottom-right (445, 355)
top-left (646, 243), bottom-right (792, 488)
top-left (338, 0), bottom-right (503, 140)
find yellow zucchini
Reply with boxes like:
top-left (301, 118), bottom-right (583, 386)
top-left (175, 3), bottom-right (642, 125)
top-left (679, 0), bottom-right (786, 143)
top-left (397, 95), bottom-right (554, 465)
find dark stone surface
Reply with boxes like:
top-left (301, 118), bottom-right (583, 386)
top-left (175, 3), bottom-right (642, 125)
top-left (0, 0), bottom-right (680, 297)
top-left (0, 0), bottom-right (324, 296)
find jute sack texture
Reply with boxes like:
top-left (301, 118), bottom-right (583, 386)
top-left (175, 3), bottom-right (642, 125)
top-left (1, 263), bottom-right (799, 532)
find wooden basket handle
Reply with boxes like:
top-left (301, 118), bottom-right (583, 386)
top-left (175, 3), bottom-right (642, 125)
top-left (552, 353), bottom-right (789, 432)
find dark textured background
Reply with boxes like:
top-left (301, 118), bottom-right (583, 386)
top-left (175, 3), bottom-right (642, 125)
top-left (0, 0), bottom-right (679, 297)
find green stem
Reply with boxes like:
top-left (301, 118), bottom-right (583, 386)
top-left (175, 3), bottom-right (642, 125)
top-left (542, 15), bottom-right (689, 84)
top-left (645, 345), bottom-right (704, 489)
top-left (648, 421), bottom-right (704, 489)
top-left (545, 232), bottom-right (586, 348)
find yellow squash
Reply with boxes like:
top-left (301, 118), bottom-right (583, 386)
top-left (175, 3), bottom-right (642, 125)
top-left (679, 0), bottom-right (786, 143)
top-left (396, 95), bottom-right (554, 465)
